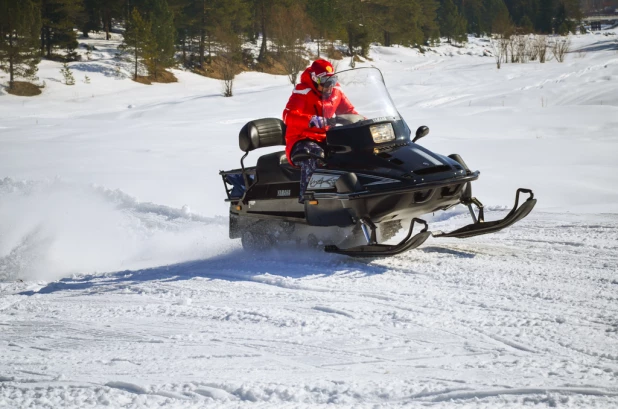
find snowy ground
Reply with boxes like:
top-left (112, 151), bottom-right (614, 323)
top-left (1, 32), bottom-right (617, 408)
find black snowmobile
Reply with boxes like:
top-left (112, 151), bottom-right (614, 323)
top-left (219, 67), bottom-right (536, 257)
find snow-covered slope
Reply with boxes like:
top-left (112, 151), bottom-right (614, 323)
top-left (1, 32), bottom-right (617, 408)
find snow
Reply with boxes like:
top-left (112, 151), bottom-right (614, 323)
top-left (1, 31), bottom-right (618, 408)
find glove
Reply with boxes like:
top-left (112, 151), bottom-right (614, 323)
top-left (309, 115), bottom-right (326, 128)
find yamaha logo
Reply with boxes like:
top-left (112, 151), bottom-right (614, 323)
top-left (277, 190), bottom-right (291, 197)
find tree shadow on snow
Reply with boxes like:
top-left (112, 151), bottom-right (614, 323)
top-left (19, 248), bottom-right (396, 296)
top-left (572, 39), bottom-right (618, 53)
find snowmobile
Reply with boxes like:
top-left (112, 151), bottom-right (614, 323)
top-left (219, 67), bottom-right (536, 257)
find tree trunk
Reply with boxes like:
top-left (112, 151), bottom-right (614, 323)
top-left (9, 33), bottom-right (14, 86)
top-left (182, 36), bottom-right (186, 66)
top-left (257, 3), bottom-right (267, 62)
top-left (40, 26), bottom-right (45, 56)
top-left (383, 30), bottom-right (391, 47)
top-left (104, 8), bottom-right (111, 40)
top-left (134, 46), bottom-right (138, 80)
top-left (347, 26), bottom-right (354, 55)
top-left (199, 28), bottom-right (205, 68)
top-left (46, 27), bottom-right (52, 58)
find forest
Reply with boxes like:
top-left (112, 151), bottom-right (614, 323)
top-left (0, 0), bottom-right (584, 91)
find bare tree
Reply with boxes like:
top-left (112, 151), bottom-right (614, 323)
top-left (535, 36), bottom-right (549, 63)
top-left (490, 37), bottom-right (504, 69)
top-left (220, 53), bottom-right (234, 97)
top-left (515, 36), bottom-right (529, 63)
top-left (508, 37), bottom-right (517, 63)
top-left (551, 37), bottom-right (571, 63)
top-left (500, 37), bottom-right (510, 64)
top-left (271, 3), bottom-right (311, 85)
top-left (528, 37), bottom-right (539, 61)
top-left (217, 30), bottom-right (242, 97)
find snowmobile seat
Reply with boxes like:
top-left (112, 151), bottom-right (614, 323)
top-left (255, 151), bottom-right (300, 185)
top-left (239, 118), bottom-right (286, 152)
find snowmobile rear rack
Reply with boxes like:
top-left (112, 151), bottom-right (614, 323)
top-left (433, 189), bottom-right (536, 239)
top-left (325, 218), bottom-right (431, 257)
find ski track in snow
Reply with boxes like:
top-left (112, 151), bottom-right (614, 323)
top-left (1, 211), bottom-right (617, 408)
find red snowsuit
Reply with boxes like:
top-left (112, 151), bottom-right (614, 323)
top-left (282, 67), bottom-right (357, 165)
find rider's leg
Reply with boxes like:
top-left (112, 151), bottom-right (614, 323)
top-left (291, 141), bottom-right (324, 204)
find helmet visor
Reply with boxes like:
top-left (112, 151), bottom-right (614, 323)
top-left (318, 74), bottom-right (337, 89)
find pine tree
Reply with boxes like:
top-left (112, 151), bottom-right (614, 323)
top-left (419, 0), bottom-right (441, 43)
top-left (370, 0), bottom-right (424, 47)
top-left (40, 0), bottom-right (83, 60)
top-left (307, 0), bottom-right (341, 57)
top-left (537, 0), bottom-right (553, 33)
top-left (553, 0), bottom-right (581, 34)
top-left (463, 0), bottom-right (485, 36)
top-left (119, 8), bottom-right (153, 80)
top-left (0, 0), bottom-right (42, 88)
top-left (337, 0), bottom-right (372, 57)
top-left (60, 61), bottom-right (75, 84)
top-left (144, 0), bottom-right (175, 79)
top-left (519, 15), bottom-right (533, 32)
top-left (439, 0), bottom-right (468, 43)
top-left (483, 0), bottom-right (512, 35)
top-left (82, 0), bottom-right (124, 39)
top-left (252, 0), bottom-right (272, 63)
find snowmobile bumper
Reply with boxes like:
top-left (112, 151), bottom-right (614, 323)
top-left (433, 189), bottom-right (536, 239)
top-left (324, 218), bottom-right (431, 257)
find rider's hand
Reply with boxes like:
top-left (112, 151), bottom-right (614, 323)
top-left (309, 115), bottom-right (326, 129)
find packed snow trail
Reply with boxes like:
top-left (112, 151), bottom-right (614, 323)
top-left (1, 211), bottom-right (617, 408)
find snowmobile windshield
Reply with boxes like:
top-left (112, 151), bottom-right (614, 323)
top-left (321, 67), bottom-right (402, 128)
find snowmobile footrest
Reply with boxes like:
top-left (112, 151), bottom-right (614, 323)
top-left (433, 188), bottom-right (536, 239)
top-left (324, 218), bottom-right (431, 257)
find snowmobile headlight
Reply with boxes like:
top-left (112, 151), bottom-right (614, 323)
top-left (370, 123), bottom-right (395, 144)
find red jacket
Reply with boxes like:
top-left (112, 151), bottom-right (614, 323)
top-left (282, 67), bottom-right (357, 165)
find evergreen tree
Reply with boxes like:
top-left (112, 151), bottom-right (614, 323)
top-left (120, 7), bottom-right (153, 80)
top-left (370, 0), bottom-right (425, 47)
top-left (307, 0), bottom-right (341, 57)
top-left (419, 0), bottom-right (441, 43)
top-left (252, 0), bottom-right (271, 63)
top-left (439, 0), bottom-right (467, 43)
top-left (504, 0), bottom-right (539, 31)
top-left (40, 0), bottom-right (83, 59)
top-left (82, 0), bottom-right (123, 40)
top-left (60, 61), bottom-right (75, 84)
top-left (553, 0), bottom-right (581, 34)
top-left (337, 0), bottom-right (372, 57)
top-left (482, 0), bottom-right (512, 35)
top-left (0, 0), bottom-right (42, 88)
top-left (81, 0), bottom-right (100, 37)
top-left (179, 0), bottom-right (250, 68)
top-left (537, 0), bottom-right (553, 33)
top-left (462, 0), bottom-right (485, 36)
top-left (519, 14), bottom-right (533, 32)
top-left (144, 0), bottom-right (175, 79)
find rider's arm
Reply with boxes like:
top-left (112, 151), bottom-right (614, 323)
top-left (283, 90), bottom-right (315, 128)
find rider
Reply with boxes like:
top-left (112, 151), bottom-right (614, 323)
top-left (282, 59), bottom-right (357, 203)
